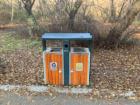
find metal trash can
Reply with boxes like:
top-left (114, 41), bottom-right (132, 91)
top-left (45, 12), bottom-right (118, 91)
top-left (42, 33), bottom-right (93, 86)
top-left (70, 47), bottom-right (90, 85)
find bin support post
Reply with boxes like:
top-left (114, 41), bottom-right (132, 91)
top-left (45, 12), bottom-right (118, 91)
top-left (63, 40), bottom-right (70, 86)
top-left (89, 39), bottom-right (93, 86)
top-left (42, 39), bottom-right (46, 51)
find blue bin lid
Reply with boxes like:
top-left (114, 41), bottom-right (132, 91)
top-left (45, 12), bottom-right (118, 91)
top-left (42, 33), bottom-right (93, 40)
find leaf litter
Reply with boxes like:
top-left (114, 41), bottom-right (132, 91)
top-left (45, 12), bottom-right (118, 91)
top-left (0, 33), bottom-right (140, 100)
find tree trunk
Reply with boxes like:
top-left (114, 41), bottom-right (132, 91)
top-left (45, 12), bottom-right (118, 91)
top-left (109, 0), bottom-right (116, 22)
top-left (68, 14), bottom-right (75, 32)
top-left (11, 0), bottom-right (14, 22)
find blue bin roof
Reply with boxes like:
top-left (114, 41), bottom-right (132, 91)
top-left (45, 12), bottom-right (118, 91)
top-left (42, 33), bottom-right (93, 40)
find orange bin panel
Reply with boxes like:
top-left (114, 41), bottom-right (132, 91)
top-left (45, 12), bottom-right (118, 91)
top-left (44, 49), bottom-right (63, 85)
top-left (70, 52), bottom-right (89, 86)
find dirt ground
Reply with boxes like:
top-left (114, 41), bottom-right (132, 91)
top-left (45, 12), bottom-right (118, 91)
top-left (0, 30), bottom-right (140, 99)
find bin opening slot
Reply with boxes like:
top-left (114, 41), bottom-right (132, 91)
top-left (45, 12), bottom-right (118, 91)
top-left (46, 48), bottom-right (61, 52)
top-left (71, 47), bottom-right (89, 53)
top-left (64, 44), bottom-right (69, 48)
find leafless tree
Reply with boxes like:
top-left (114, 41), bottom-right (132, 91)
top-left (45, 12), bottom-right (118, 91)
top-left (21, 0), bottom-right (35, 16)
top-left (20, 0), bottom-right (39, 37)
top-left (106, 0), bottom-right (140, 47)
top-left (62, 0), bottom-right (83, 31)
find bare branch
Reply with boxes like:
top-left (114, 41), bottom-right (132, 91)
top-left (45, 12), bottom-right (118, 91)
top-left (118, 0), bottom-right (127, 19)
top-left (31, 0), bottom-right (35, 8)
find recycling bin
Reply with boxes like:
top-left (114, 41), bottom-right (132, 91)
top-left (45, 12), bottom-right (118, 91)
top-left (70, 48), bottom-right (90, 85)
top-left (43, 48), bottom-right (63, 85)
top-left (42, 33), bottom-right (93, 86)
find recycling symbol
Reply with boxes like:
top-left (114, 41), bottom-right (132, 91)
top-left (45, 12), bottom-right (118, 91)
top-left (50, 62), bottom-right (57, 71)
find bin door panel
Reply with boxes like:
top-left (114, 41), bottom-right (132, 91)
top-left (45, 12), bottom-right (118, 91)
top-left (70, 54), bottom-right (89, 85)
top-left (45, 53), bottom-right (63, 85)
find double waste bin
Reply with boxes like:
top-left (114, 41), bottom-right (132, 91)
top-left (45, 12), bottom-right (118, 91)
top-left (42, 33), bottom-right (93, 86)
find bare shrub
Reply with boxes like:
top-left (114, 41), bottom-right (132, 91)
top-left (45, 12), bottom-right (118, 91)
top-left (103, 0), bottom-right (140, 48)
top-left (0, 1), bottom-right (11, 25)
top-left (0, 10), bottom-right (11, 25)
top-left (15, 24), bottom-right (30, 37)
top-left (10, 0), bottom-right (139, 47)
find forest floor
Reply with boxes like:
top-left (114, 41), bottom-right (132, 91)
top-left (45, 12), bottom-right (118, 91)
top-left (0, 28), bottom-right (140, 101)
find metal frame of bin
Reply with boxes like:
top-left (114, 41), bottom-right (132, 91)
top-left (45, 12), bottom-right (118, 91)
top-left (42, 33), bottom-right (93, 86)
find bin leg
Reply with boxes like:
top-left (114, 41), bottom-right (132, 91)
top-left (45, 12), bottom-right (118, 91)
top-left (89, 39), bottom-right (93, 86)
top-left (42, 39), bottom-right (46, 51)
